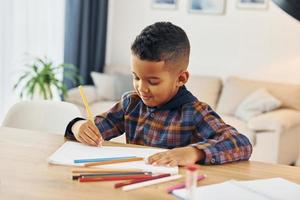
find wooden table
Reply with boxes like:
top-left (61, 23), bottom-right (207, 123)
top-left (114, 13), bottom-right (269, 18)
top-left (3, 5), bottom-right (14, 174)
top-left (1, 127), bottom-right (300, 200)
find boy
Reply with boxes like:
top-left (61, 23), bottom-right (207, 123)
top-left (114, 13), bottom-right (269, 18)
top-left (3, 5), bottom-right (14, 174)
top-left (65, 22), bottom-right (252, 167)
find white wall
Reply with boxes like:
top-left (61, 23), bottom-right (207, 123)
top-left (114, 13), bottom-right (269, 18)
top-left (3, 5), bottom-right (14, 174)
top-left (0, 0), bottom-right (65, 122)
top-left (105, 0), bottom-right (300, 84)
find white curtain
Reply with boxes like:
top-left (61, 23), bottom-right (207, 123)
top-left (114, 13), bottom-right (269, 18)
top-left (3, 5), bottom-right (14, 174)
top-left (0, 0), bottom-right (65, 123)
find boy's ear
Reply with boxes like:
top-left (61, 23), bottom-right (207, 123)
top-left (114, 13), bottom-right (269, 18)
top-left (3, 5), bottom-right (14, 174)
top-left (177, 70), bottom-right (189, 87)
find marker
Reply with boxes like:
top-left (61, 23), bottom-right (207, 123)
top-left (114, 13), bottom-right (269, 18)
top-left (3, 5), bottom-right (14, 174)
top-left (166, 174), bottom-right (206, 193)
top-left (185, 165), bottom-right (199, 200)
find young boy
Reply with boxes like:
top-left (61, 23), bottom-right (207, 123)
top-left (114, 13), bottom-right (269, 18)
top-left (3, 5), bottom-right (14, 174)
top-left (65, 22), bottom-right (252, 167)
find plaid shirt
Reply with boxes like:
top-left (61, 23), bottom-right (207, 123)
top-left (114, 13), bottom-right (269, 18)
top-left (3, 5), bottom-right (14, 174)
top-left (90, 86), bottom-right (252, 165)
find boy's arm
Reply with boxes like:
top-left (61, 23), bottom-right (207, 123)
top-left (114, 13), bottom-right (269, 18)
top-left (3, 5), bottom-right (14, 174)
top-left (192, 102), bottom-right (253, 165)
top-left (64, 117), bottom-right (85, 140)
top-left (65, 92), bottom-right (131, 141)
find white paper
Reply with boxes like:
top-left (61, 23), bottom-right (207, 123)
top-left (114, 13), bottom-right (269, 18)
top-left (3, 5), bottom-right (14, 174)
top-left (234, 178), bottom-right (300, 200)
top-left (47, 141), bottom-right (178, 174)
top-left (172, 178), bottom-right (300, 200)
top-left (172, 181), bottom-right (270, 200)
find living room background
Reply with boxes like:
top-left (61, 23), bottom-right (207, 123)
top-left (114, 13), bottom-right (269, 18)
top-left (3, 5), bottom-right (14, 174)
top-left (106, 0), bottom-right (300, 84)
top-left (0, 0), bottom-right (300, 122)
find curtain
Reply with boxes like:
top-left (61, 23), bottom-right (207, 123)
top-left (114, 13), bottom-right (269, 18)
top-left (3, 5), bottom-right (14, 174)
top-left (64, 0), bottom-right (108, 88)
top-left (0, 0), bottom-right (65, 122)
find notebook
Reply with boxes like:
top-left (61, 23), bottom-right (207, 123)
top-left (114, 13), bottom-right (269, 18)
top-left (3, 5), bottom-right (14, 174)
top-left (47, 141), bottom-right (178, 174)
top-left (172, 178), bottom-right (300, 200)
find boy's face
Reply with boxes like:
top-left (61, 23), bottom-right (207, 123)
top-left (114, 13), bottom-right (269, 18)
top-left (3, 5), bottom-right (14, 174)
top-left (131, 55), bottom-right (185, 107)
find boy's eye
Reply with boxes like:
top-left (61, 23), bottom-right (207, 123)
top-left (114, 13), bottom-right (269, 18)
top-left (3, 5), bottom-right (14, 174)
top-left (133, 76), bottom-right (139, 80)
top-left (148, 80), bottom-right (160, 85)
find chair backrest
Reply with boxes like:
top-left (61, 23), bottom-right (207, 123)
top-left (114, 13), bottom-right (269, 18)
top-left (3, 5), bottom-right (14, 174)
top-left (2, 100), bottom-right (82, 135)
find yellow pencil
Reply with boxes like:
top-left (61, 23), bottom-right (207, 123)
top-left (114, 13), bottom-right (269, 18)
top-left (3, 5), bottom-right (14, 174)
top-left (78, 85), bottom-right (94, 124)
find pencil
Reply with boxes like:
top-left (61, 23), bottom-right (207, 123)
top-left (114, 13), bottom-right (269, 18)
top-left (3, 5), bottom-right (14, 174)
top-left (71, 167), bottom-right (144, 173)
top-left (114, 173), bottom-right (171, 188)
top-left (74, 156), bottom-right (137, 163)
top-left (122, 175), bottom-right (182, 191)
top-left (84, 157), bottom-right (144, 167)
top-left (78, 85), bottom-right (94, 123)
top-left (72, 172), bottom-right (152, 180)
top-left (79, 175), bottom-right (153, 182)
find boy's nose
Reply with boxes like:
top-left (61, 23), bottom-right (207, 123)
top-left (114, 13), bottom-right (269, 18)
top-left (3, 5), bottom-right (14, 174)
top-left (138, 82), bottom-right (149, 93)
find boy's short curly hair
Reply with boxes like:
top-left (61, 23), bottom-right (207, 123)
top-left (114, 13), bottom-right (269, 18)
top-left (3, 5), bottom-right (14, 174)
top-left (131, 22), bottom-right (190, 70)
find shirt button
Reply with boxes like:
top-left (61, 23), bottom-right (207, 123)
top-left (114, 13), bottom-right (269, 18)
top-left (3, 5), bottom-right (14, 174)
top-left (150, 113), bottom-right (155, 118)
top-left (211, 158), bottom-right (216, 164)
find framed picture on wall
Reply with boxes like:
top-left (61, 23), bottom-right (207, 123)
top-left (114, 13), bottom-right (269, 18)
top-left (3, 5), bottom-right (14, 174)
top-left (151, 0), bottom-right (178, 9)
top-left (188, 0), bottom-right (226, 14)
top-left (237, 0), bottom-right (269, 9)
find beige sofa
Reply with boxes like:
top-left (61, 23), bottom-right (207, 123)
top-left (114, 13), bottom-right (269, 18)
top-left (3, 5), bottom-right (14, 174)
top-left (66, 75), bottom-right (300, 165)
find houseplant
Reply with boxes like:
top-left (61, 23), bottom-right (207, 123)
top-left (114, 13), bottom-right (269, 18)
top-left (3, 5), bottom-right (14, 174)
top-left (14, 56), bottom-right (81, 100)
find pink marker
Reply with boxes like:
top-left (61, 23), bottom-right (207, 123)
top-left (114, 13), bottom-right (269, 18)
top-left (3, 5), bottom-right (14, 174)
top-left (166, 174), bottom-right (206, 194)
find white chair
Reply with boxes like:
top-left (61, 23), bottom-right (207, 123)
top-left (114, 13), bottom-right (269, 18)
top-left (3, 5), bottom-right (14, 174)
top-left (2, 100), bottom-right (82, 135)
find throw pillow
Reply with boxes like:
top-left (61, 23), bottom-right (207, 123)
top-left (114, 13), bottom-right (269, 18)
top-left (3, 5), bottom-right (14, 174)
top-left (235, 88), bottom-right (282, 121)
top-left (91, 72), bottom-right (133, 101)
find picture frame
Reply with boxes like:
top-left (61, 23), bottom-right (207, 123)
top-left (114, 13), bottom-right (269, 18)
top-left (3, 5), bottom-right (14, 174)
top-left (237, 0), bottom-right (269, 9)
top-left (151, 0), bottom-right (178, 10)
top-left (188, 0), bottom-right (226, 15)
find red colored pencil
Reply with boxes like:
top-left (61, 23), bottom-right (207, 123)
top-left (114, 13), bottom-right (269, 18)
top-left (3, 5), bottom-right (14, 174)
top-left (114, 173), bottom-right (171, 188)
top-left (79, 175), bottom-right (152, 182)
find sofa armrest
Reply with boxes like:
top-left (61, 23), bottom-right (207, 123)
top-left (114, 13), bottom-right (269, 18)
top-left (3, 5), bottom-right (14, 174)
top-left (247, 109), bottom-right (300, 132)
top-left (65, 85), bottom-right (98, 106)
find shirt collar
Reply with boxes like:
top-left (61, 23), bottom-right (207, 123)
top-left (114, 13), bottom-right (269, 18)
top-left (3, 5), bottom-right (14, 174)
top-left (148, 85), bottom-right (196, 111)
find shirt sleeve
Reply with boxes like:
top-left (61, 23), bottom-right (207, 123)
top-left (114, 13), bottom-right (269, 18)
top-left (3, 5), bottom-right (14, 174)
top-left (94, 92), bottom-right (132, 140)
top-left (191, 102), bottom-right (253, 165)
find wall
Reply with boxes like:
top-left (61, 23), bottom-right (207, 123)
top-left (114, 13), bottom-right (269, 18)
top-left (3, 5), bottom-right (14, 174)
top-left (105, 0), bottom-right (300, 84)
top-left (0, 0), bottom-right (65, 122)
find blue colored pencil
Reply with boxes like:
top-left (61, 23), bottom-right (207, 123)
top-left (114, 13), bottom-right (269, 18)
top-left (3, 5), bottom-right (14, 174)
top-left (74, 156), bottom-right (137, 163)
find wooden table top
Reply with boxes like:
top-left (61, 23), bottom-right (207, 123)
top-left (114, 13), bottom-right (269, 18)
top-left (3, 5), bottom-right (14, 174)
top-left (1, 126), bottom-right (300, 200)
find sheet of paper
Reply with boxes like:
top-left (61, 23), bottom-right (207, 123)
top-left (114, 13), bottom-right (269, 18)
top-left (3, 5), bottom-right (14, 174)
top-left (172, 180), bottom-right (269, 200)
top-left (47, 141), bottom-right (178, 174)
top-left (234, 178), bottom-right (300, 200)
top-left (172, 178), bottom-right (300, 200)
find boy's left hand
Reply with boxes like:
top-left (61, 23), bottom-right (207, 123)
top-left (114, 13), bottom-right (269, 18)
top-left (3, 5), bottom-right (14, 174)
top-left (147, 146), bottom-right (204, 167)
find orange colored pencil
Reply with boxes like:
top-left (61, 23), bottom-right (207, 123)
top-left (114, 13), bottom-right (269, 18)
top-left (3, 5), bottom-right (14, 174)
top-left (84, 157), bottom-right (144, 167)
top-left (71, 167), bottom-right (143, 173)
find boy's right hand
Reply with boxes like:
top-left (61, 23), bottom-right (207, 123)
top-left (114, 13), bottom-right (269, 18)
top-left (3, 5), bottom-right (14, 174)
top-left (72, 120), bottom-right (103, 146)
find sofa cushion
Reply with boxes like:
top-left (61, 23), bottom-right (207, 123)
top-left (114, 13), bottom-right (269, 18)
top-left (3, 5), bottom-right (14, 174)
top-left (248, 109), bottom-right (300, 132)
top-left (235, 88), bottom-right (282, 121)
top-left (185, 75), bottom-right (222, 109)
top-left (220, 114), bottom-right (255, 145)
top-left (217, 76), bottom-right (300, 115)
top-left (91, 72), bottom-right (133, 101)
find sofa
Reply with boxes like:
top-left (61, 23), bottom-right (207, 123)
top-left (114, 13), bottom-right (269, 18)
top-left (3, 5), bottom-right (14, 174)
top-left (66, 73), bottom-right (300, 165)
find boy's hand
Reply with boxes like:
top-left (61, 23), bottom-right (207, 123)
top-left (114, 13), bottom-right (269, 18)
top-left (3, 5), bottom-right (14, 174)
top-left (72, 120), bottom-right (103, 146)
top-left (147, 147), bottom-right (204, 167)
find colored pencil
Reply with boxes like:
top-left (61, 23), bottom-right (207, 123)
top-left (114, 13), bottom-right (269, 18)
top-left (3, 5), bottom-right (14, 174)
top-left (84, 157), bottom-right (144, 167)
top-left (79, 175), bottom-right (153, 182)
top-left (78, 85), bottom-right (94, 123)
top-left (71, 167), bottom-right (144, 173)
top-left (74, 156), bottom-right (137, 163)
top-left (72, 172), bottom-right (152, 180)
top-left (122, 175), bottom-right (182, 191)
top-left (166, 174), bottom-right (207, 193)
top-left (114, 173), bottom-right (171, 188)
